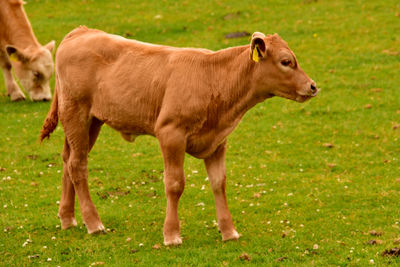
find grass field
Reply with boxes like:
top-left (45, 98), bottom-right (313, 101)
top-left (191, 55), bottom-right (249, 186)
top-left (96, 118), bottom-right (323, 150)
top-left (1, 0), bottom-right (400, 266)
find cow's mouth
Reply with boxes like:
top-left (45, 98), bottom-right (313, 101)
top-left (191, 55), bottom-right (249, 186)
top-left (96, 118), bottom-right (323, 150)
top-left (295, 94), bottom-right (312, 103)
top-left (295, 88), bottom-right (318, 102)
top-left (311, 88), bottom-right (319, 97)
top-left (273, 87), bottom-right (318, 103)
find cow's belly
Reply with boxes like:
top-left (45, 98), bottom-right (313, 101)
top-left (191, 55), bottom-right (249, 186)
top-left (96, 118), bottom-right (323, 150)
top-left (91, 98), bottom-right (157, 137)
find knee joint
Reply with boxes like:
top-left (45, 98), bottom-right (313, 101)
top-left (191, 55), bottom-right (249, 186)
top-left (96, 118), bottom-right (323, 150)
top-left (165, 180), bottom-right (185, 195)
top-left (210, 175), bottom-right (226, 193)
top-left (62, 151), bottom-right (69, 164)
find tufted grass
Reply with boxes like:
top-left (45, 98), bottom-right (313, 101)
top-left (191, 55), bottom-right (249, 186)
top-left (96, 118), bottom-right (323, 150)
top-left (1, 0), bottom-right (400, 266)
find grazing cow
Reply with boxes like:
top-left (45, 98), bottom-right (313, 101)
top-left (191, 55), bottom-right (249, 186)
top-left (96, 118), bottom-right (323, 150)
top-left (0, 0), bottom-right (55, 101)
top-left (40, 26), bottom-right (318, 245)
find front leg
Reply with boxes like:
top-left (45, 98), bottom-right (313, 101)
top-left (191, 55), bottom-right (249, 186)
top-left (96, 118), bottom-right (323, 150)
top-left (0, 54), bottom-right (25, 101)
top-left (204, 141), bottom-right (239, 241)
top-left (157, 126), bottom-right (186, 246)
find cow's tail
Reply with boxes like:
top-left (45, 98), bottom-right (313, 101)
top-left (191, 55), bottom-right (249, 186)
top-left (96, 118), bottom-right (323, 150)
top-left (40, 77), bottom-right (59, 142)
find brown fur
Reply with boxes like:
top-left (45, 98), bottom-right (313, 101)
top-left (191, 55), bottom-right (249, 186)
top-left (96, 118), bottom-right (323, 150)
top-left (0, 0), bottom-right (55, 101)
top-left (40, 77), bottom-right (58, 140)
top-left (41, 27), bottom-right (318, 245)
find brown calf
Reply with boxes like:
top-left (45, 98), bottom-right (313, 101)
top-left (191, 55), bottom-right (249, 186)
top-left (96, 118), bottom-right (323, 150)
top-left (41, 26), bottom-right (318, 245)
top-left (0, 0), bottom-right (55, 101)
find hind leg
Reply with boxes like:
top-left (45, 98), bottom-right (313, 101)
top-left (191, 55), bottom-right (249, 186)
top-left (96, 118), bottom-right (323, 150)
top-left (58, 118), bottom-right (103, 230)
top-left (58, 138), bottom-right (77, 229)
top-left (62, 107), bottom-right (104, 234)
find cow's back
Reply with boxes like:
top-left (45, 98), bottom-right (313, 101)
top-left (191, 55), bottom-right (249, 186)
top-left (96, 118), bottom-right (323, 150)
top-left (56, 27), bottom-right (177, 136)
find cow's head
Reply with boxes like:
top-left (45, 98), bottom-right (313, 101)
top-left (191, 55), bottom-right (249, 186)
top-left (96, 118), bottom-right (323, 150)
top-left (250, 32), bottom-right (318, 102)
top-left (6, 41), bottom-right (55, 101)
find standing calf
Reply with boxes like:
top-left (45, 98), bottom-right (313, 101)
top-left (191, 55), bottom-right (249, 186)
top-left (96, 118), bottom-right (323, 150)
top-left (41, 26), bottom-right (318, 245)
top-left (0, 0), bottom-right (55, 101)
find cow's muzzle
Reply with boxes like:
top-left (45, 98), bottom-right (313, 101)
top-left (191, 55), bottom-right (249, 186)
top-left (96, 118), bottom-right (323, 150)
top-left (310, 83), bottom-right (318, 96)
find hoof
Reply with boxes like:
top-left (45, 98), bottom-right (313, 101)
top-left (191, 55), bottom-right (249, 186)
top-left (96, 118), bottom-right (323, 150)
top-left (87, 223), bottom-right (105, 234)
top-left (163, 236), bottom-right (182, 246)
top-left (60, 217), bottom-right (77, 229)
top-left (222, 230), bottom-right (240, 241)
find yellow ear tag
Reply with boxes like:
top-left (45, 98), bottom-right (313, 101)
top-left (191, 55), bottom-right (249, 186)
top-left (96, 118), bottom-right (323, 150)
top-left (9, 53), bottom-right (18, 62)
top-left (252, 44), bottom-right (259, 62)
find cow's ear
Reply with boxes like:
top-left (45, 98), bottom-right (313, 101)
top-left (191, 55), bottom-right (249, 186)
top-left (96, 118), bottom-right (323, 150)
top-left (250, 32), bottom-right (267, 62)
top-left (44, 40), bottom-right (56, 53)
top-left (6, 45), bottom-right (30, 63)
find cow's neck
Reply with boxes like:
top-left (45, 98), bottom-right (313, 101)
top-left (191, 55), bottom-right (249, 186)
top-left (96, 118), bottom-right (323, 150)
top-left (1, 3), bottom-right (40, 49)
top-left (207, 46), bottom-right (265, 124)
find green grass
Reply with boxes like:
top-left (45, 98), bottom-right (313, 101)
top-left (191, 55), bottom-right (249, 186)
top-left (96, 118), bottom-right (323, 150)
top-left (1, 0), bottom-right (400, 266)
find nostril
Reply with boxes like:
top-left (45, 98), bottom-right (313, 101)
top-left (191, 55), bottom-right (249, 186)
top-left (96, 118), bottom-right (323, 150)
top-left (310, 83), bottom-right (317, 91)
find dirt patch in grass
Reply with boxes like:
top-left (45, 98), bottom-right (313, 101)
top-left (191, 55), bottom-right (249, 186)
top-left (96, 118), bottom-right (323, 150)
top-left (381, 247), bottom-right (400, 257)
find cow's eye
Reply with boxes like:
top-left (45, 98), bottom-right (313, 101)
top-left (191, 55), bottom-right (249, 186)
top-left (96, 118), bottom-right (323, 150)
top-left (281, 59), bottom-right (292, 67)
